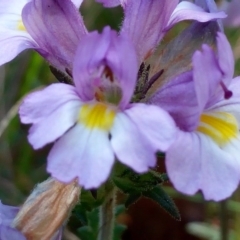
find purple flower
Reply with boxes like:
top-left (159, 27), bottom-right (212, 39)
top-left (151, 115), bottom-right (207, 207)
top-left (0, 201), bottom-right (63, 240)
top-left (150, 32), bottom-right (240, 201)
top-left (0, 201), bottom-right (26, 240)
top-left (97, 0), bottom-right (226, 61)
top-left (0, 0), bottom-right (87, 71)
top-left (220, 0), bottom-right (240, 27)
top-left (19, 27), bottom-right (176, 189)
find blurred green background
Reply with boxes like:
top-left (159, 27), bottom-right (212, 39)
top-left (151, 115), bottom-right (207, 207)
top-left (1, 1), bottom-right (240, 239)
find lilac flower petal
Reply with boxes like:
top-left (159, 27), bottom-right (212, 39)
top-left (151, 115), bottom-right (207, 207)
top-left (73, 27), bottom-right (138, 108)
top-left (208, 77), bottom-right (240, 123)
top-left (111, 112), bottom-right (157, 173)
top-left (71, 0), bottom-right (83, 8)
top-left (0, 29), bottom-right (36, 65)
top-left (121, 0), bottom-right (178, 61)
top-left (51, 228), bottom-right (63, 240)
top-left (19, 83), bottom-right (79, 124)
top-left (28, 99), bottom-right (81, 149)
top-left (165, 1), bottom-right (227, 32)
top-left (73, 27), bottom-right (112, 101)
top-left (106, 32), bottom-right (138, 108)
top-left (220, 0), bottom-right (240, 28)
top-left (0, 0), bottom-right (29, 17)
top-left (194, 0), bottom-right (218, 12)
top-left (96, 0), bottom-right (121, 7)
top-left (22, 0), bottom-right (87, 71)
top-left (223, 137), bottom-right (240, 168)
top-left (0, 225), bottom-right (26, 240)
top-left (0, 3), bottom-right (27, 30)
top-left (193, 44), bottom-right (222, 111)
top-left (125, 103), bottom-right (176, 151)
top-left (194, 0), bottom-right (223, 32)
top-left (217, 32), bottom-right (234, 85)
top-left (149, 71), bottom-right (200, 132)
top-left (47, 124), bottom-right (115, 189)
top-left (166, 131), bottom-right (240, 201)
top-left (0, 201), bottom-right (19, 226)
top-left (0, 202), bottom-right (26, 239)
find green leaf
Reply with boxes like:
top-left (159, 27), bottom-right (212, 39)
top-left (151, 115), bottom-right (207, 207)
top-left (113, 224), bottom-right (127, 240)
top-left (143, 186), bottom-right (181, 221)
top-left (78, 226), bottom-right (95, 240)
top-left (73, 187), bottom-right (106, 225)
top-left (113, 167), bottom-right (168, 194)
top-left (125, 194), bottom-right (141, 208)
top-left (77, 208), bottom-right (99, 240)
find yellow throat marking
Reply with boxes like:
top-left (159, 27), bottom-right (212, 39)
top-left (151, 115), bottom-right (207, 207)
top-left (17, 20), bottom-right (26, 31)
top-left (197, 112), bottom-right (238, 147)
top-left (79, 103), bottom-right (116, 130)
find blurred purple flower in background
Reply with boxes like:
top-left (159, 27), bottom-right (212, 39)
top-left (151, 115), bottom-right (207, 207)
top-left (0, 201), bottom-right (63, 240)
top-left (220, 0), bottom-right (240, 28)
top-left (0, 201), bottom-right (26, 240)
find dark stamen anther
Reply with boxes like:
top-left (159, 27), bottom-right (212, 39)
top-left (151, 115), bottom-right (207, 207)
top-left (49, 65), bottom-right (73, 85)
top-left (148, 69), bottom-right (164, 87)
top-left (220, 82), bottom-right (233, 99)
top-left (145, 65), bottom-right (150, 84)
top-left (139, 69), bottom-right (164, 100)
top-left (104, 66), bottom-right (114, 82)
top-left (137, 62), bottom-right (145, 80)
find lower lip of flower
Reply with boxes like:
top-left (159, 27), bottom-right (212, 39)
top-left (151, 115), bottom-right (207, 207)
top-left (78, 103), bottom-right (116, 130)
top-left (197, 112), bottom-right (238, 146)
top-left (17, 20), bottom-right (26, 31)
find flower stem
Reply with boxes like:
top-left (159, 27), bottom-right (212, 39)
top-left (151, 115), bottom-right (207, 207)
top-left (220, 199), bottom-right (228, 240)
top-left (98, 186), bottom-right (116, 240)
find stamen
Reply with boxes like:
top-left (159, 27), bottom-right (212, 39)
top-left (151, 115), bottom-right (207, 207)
top-left (220, 82), bottom-right (232, 99)
top-left (49, 65), bottom-right (73, 85)
top-left (103, 66), bottom-right (114, 82)
top-left (133, 63), bottom-right (164, 102)
top-left (141, 69), bottom-right (164, 97)
top-left (137, 62), bottom-right (145, 80)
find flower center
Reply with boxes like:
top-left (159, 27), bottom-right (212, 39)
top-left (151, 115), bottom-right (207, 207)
top-left (94, 66), bottom-right (122, 105)
top-left (197, 112), bottom-right (238, 147)
top-left (79, 103), bottom-right (116, 130)
top-left (17, 20), bottom-right (26, 31)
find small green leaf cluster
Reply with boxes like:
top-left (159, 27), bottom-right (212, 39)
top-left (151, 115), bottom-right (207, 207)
top-left (112, 164), bottom-right (180, 221)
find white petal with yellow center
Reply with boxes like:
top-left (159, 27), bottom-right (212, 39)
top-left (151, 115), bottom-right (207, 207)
top-left (79, 103), bottom-right (116, 131)
top-left (197, 111), bottom-right (238, 147)
top-left (17, 20), bottom-right (26, 31)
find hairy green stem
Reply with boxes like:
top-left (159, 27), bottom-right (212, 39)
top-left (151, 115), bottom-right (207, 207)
top-left (98, 186), bottom-right (116, 240)
top-left (220, 199), bottom-right (228, 240)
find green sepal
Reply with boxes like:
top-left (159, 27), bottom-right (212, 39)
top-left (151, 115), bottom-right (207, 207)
top-left (112, 167), bottom-right (168, 194)
top-left (143, 186), bottom-right (181, 221)
top-left (77, 205), bottom-right (127, 240)
top-left (77, 208), bottom-right (99, 240)
top-left (72, 187), bottom-right (105, 225)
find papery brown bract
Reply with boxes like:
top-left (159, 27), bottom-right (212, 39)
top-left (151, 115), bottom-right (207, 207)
top-left (13, 178), bottom-right (81, 240)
